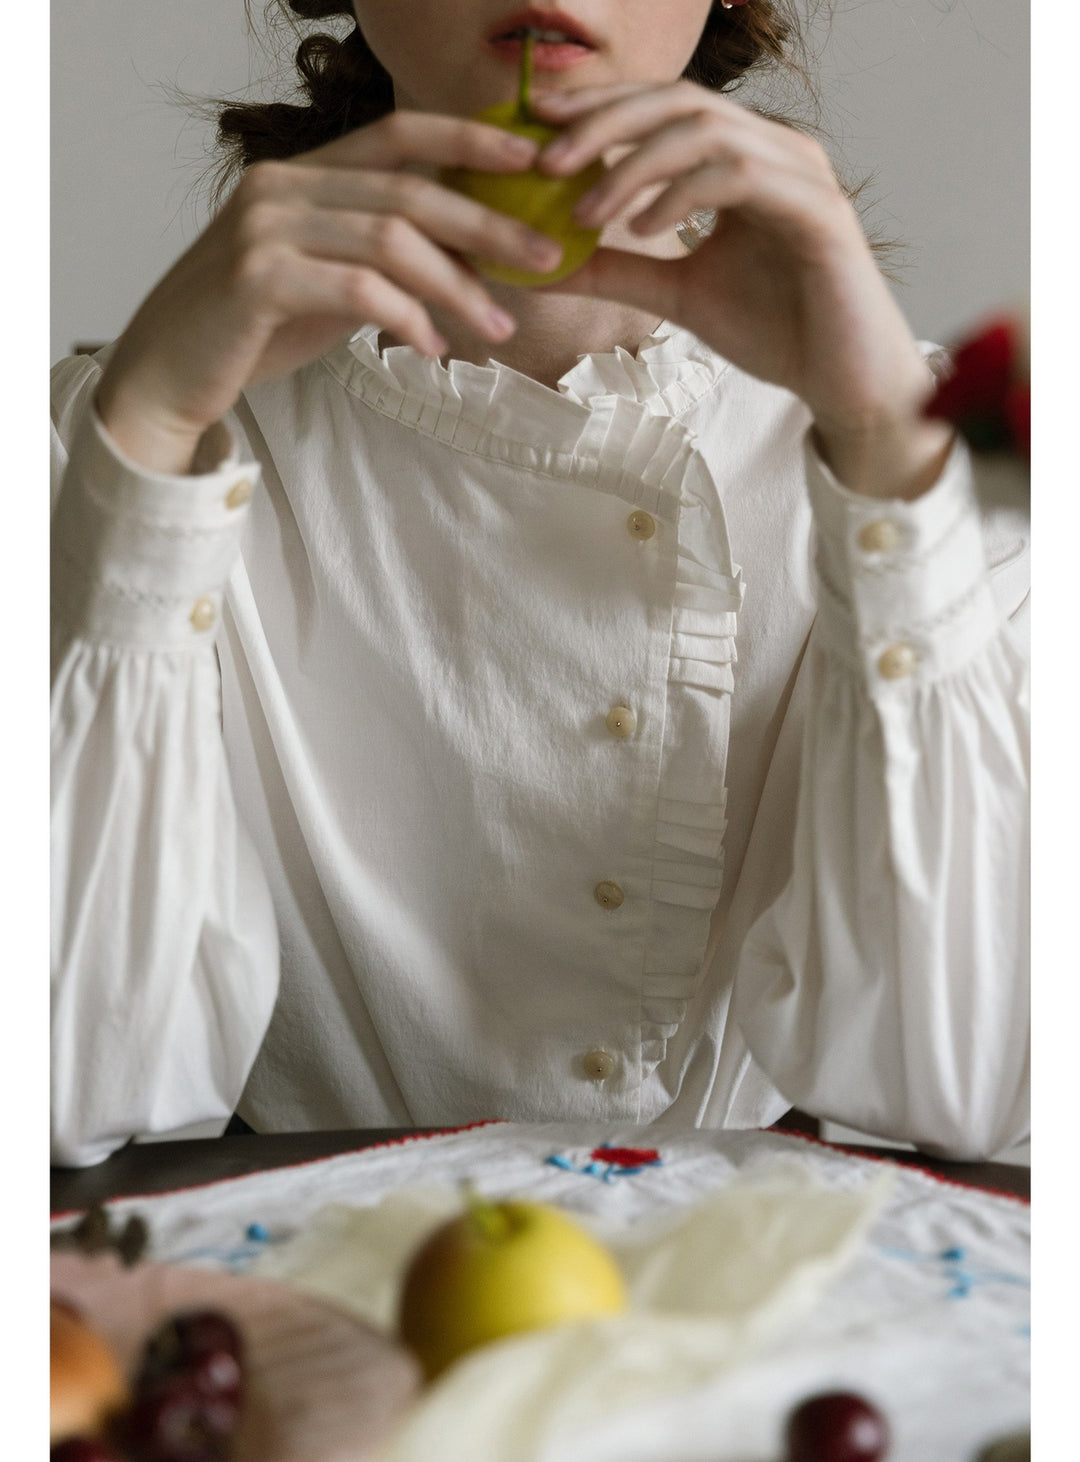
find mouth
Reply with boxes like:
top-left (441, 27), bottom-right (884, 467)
top-left (487, 8), bottom-right (600, 52)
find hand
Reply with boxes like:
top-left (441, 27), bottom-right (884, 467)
top-left (531, 82), bottom-right (952, 498)
top-left (94, 112), bottom-right (565, 473)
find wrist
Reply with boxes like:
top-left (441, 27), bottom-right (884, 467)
top-left (809, 345), bottom-right (956, 500)
top-left (810, 411), bottom-right (955, 502)
top-left (93, 371), bottom-right (214, 477)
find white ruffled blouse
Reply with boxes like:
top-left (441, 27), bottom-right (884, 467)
top-left (50, 322), bottom-right (1030, 1166)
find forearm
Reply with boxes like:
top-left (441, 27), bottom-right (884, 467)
top-left (50, 381), bottom-right (279, 1164)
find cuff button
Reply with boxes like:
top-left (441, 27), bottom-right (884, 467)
top-left (627, 510), bottom-right (656, 541)
top-left (190, 596), bottom-right (217, 632)
top-left (877, 642), bottom-right (918, 679)
top-left (225, 477), bottom-right (254, 510)
top-left (857, 519), bottom-right (901, 553)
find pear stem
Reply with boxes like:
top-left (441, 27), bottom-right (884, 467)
top-left (516, 29), bottom-right (537, 123)
top-left (461, 1181), bottom-right (510, 1242)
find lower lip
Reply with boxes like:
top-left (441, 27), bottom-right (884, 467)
top-left (487, 38), bottom-right (596, 71)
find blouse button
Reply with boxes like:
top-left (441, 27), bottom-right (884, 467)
top-left (627, 510), bottom-right (656, 541)
top-left (605, 705), bottom-right (637, 739)
top-left (583, 1049), bottom-right (616, 1082)
top-left (594, 880), bottom-right (625, 910)
top-left (857, 518), bottom-right (900, 554)
top-left (876, 643), bottom-right (918, 680)
top-left (225, 477), bottom-right (254, 510)
top-left (189, 596), bottom-right (217, 632)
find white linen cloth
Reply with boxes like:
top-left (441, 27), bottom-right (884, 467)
top-left (50, 321), bottom-right (1030, 1166)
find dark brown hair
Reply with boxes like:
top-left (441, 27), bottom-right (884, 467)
top-left (212, 2), bottom-right (824, 202)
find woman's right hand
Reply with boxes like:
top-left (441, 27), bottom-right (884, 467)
top-left (93, 111), bottom-right (565, 473)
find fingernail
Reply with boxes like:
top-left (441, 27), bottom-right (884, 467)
top-left (574, 188), bottom-right (603, 222)
top-left (526, 235), bottom-right (562, 265)
top-left (486, 306), bottom-right (517, 338)
top-left (542, 136), bottom-right (573, 163)
top-left (502, 132), bottom-right (539, 156)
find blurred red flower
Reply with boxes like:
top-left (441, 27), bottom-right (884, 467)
top-left (924, 313), bottom-right (1029, 461)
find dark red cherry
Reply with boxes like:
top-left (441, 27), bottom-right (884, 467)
top-left (785, 1390), bottom-right (891, 1462)
top-left (137, 1309), bottom-right (244, 1391)
top-left (51, 1441), bottom-right (122, 1462)
top-left (120, 1375), bottom-right (238, 1461)
top-left (183, 1346), bottom-right (244, 1406)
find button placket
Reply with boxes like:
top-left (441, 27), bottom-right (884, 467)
top-left (583, 499), bottom-right (660, 1092)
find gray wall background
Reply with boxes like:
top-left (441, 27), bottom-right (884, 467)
top-left (51, 1), bottom-right (1029, 364)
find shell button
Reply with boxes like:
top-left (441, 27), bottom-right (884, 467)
top-left (605, 705), bottom-right (637, 740)
top-left (876, 643), bottom-right (918, 680)
top-left (189, 596), bottom-right (217, 633)
top-left (225, 477), bottom-right (254, 510)
top-left (583, 1049), bottom-right (616, 1082)
top-left (593, 881), bottom-right (625, 910)
top-left (857, 518), bottom-right (901, 554)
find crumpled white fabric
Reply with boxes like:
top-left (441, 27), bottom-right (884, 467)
top-left (250, 1162), bottom-right (891, 1461)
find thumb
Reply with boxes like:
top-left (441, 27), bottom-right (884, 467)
top-left (537, 247), bottom-right (683, 317)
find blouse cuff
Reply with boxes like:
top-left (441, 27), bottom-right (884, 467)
top-left (804, 431), bottom-right (1002, 688)
top-left (52, 405), bottom-right (259, 650)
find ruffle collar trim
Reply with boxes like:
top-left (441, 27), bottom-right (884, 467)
top-left (325, 318), bottom-right (729, 428)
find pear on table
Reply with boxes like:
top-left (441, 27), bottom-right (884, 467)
top-left (396, 1189), bottom-right (628, 1379)
top-left (440, 29), bottom-right (604, 286)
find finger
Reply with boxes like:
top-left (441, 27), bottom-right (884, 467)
top-left (293, 208), bottom-right (520, 343)
top-left (306, 109), bottom-right (541, 174)
top-left (570, 114), bottom-right (787, 228)
top-left (536, 82), bottom-right (738, 175)
top-left (258, 249), bottom-right (452, 358)
top-left (625, 160), bottom-right (843, 251)
top-left (536, 245), bottom-right (685, 319)
top-left (299, 168), bottom-right (564, 278)
top-left (530, 83), bottom-right (649, 118)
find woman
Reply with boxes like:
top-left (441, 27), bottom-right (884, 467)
top-left (50, 0), bottom-right (1029, 1165)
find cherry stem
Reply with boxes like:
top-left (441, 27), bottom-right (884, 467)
top-left (516, 29), bottom-right (537, 123)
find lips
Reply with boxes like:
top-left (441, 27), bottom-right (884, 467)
top-left (486, 7), bottom-right (600, 49)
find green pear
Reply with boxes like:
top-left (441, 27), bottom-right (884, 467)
top-left (440, 32), bottom-right (604, 286)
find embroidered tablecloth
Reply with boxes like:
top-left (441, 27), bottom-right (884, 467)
top-left (51, 1124), bottom-right (1029, 1461)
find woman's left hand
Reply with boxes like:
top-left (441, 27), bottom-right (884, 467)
top-left (531, 81), bottom-right (952, 499)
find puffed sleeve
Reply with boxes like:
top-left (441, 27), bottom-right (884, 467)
top-left (51, 355), bottom-right (280, 1166)
top-left (731, 434), bottom-right (1029, 1160)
